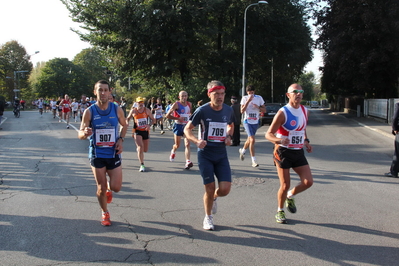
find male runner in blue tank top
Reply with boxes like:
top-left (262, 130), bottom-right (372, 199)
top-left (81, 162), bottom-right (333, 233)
top-left (184, 80), bottom-right (235, 231)
top-left (78, 80), bottom-right (128, 226)
top-left (166, 91), bottom-right (193, 169)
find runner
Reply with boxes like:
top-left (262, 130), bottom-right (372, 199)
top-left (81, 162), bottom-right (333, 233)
top-left (239, 85), bottom-right (266, 167)
top-left (78, 80), bottom-right (127, 226)
top-left (56, 97), bottom-right (63, 122)
top-left (79, 95), bottom-right (91, 122)
top-left (71, 98), bottom-right (79, 122)
top-left (50, 98), bottom-right (57, 118)
top-left (126, 96), bottom-right (156, 172)
top-left (184, 80), bottom-right (235, 230)
top-left (152, 97), bottom-right (165, 134)
top-left (59, 94), bottom-right (71, 128)
top-left (37, 98), bottom-right (44, 116)
top-left (165, 91), bottom-right (193, 169)
top-left (265, 83), bottom-right (313, 224)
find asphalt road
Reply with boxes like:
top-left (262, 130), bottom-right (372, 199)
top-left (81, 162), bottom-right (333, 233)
top-left (1, 108), bottom-right (398, 266)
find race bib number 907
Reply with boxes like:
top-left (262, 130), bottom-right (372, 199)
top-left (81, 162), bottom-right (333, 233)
top-left (96, 128), bottom-right (116, 147)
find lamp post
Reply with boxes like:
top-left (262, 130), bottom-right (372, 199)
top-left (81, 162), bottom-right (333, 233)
top-left (242, 1), bottom-right (268, 98)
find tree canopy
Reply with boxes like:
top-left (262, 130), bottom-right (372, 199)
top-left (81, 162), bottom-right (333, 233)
top-left (0, 41), bottom-right (33, 100)
top-left (315, 0), bottom-right (399, 99)
top-left (61, 0), bottom-right (313, 102)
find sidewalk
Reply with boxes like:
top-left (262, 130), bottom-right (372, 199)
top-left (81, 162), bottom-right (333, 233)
top-left (329, 110), bottom-right (394, 140)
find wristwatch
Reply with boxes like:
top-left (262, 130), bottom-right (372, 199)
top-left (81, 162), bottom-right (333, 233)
top-left (304, 138), bottom-right (310, 143)
top-left (119, 137), bottom-right (125, 142)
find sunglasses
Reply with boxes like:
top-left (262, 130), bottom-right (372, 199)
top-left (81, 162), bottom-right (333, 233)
top-left (290, 89), bottom-right (304, 94)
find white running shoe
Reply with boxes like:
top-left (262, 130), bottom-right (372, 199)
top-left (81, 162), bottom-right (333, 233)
top-left (203, 215), bottom-right (214, 230)
top-left (139, 165), bottom-right (145, 172)
top-left (252, 161), bottom-right (259, 167)
top-left (185, 161), bottom-right (193, 169)
top-left (212, 198), bottom-right (217, 214)
top-left (239, 148), bottom-right (245, 161)
top-left (170, 152), bottom-right (175, 162)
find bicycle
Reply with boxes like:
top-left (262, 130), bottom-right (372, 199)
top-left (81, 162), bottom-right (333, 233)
top-left (13, 106), bottom-right (20, 118)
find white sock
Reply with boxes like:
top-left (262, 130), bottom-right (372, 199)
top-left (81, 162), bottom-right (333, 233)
top-left (251, 156), bottom-right (256, 162)
top-left (242, 148), bottom-right (246, 154)
top-left (287, 191), bottom-right (294, 199)
top-left (278, 208), bottom-right (284, 212)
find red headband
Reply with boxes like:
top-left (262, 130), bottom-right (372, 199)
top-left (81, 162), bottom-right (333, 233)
top-left (208, 85), bottom-right (226, 93)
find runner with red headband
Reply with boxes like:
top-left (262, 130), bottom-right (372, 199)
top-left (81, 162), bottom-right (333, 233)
top-left (184, 80), bottom-right (235, 231)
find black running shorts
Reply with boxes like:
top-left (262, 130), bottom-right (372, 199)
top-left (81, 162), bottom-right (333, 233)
top-left (273, 146), bottom-right (308, 169)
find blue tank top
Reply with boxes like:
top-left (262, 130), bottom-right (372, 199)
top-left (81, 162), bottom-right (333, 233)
top-left (88, 103), bottom-right (119, 159)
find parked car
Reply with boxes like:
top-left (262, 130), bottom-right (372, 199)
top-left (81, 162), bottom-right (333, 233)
top-left (310, 101), bottom-right (320, 108)
top-left (260, 103), bottom-right (284, 126)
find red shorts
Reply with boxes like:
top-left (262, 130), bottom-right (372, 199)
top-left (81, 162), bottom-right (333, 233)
top-left (62, 108), bottom-right (70, 113)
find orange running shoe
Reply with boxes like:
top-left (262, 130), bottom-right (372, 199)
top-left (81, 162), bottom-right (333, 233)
top-left (101, 211), bottom-right (111, 226)
top-left (106, 190), bottom-right (113, 204)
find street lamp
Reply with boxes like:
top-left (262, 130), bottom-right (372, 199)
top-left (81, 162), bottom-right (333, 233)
top-left (242, 1), bottom-right (268, 98)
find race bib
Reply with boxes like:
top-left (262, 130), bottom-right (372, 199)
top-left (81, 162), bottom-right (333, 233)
top-left (287, 131), bottom-right (305, 149)
top-left (207, 122), bottom-right (227, 142)
top-left (180, 114), bottom-right (190, 124)
top-left (95, 128), bottom-right (116, 147)
top-left (136, 117), bottom-right (148, 130)
top-left (64, 104), bottom-right (69, 108)
top-left (248, 112), bottom-right (258, 120)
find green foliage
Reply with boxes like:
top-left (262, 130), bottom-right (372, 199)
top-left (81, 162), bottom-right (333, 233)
top-left (62, 0), bottom-right (313, 103)
top-left (33, 58), bottom-right (91, 98)
top-left (0, 41), bottom-right (33, 100)
top-left (73, 48), bottom-right (109, 91)
top-left (298, 71), bottom-right (316, 101)
top-left (315, 0), bottom-right (399, 98)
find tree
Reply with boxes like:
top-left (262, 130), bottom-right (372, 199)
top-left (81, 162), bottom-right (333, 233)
top-left (0, 41), bottom-right (33, 100)
top-left (298, 71), bottom-right (316, 101)
top-left (73, 48), bottom-right (109, 92)
top-left (33, 58), bottom-right (90, 98)
top-left (62, 0), bottom-right (313, 103)
top-left (315, 0), bottom-right (399, 99)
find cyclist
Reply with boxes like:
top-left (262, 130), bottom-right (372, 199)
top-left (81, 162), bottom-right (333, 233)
top-left (13, 97), bottom-right (20, 116)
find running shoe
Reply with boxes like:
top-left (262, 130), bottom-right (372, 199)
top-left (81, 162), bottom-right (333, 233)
top-left (252, 161), bottom-right (259, 167)
top-left (160, 130), bottom-right (165, 135)
top-left (185, 161), bottom-right (193, 169)
top-left (212, 198), bottom-right (217, 214)
top-left (384, 172), bottom-right (398, 178)
top-left (239, 148), bottom-right (245, 161)
top-left (170, 153), bottom-right (175, 162)
top-left (139, 165), bottom-right (146, 172)
top-left (285, 198), bottom-right (296, 213)
top-left (275, 210), bottom-right (287, 224)
top-left (203, 215), bottom-right (214, 230)
top-left (101, 211), bottom-right (111, 226)
top-left (66, 125), bottom-right (69, 129)
top-left (106, 190), bottom-right (113, 204)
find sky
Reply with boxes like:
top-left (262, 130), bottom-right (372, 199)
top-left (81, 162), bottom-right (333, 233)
top-left (0, 0), bottom-right (323, 76)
